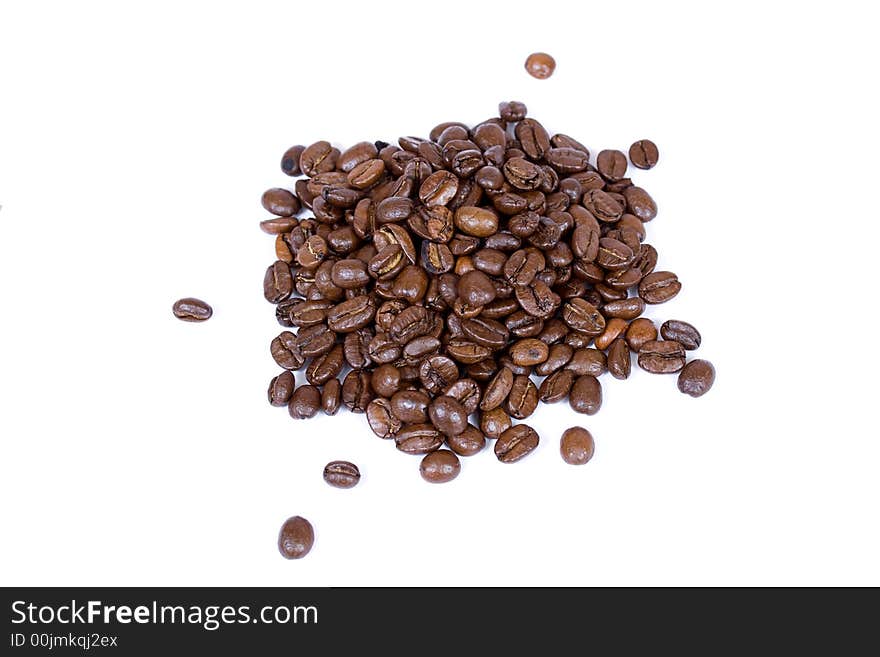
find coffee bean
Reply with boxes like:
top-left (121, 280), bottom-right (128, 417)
top-left (565, 348), bottom-right (607, 377)
top-left (625, 318), bottom-right (657, 351)
top-left (480, 407), bottom-right (512, 440)
top-left (509, 338), bottom-right (549, 366)
top-left (569, 375), bottom-right (602, 415)
top-left (366, 397), bottom-right (402, 438)
top-left (172, 297), bottom-right (212, 322)
top-left (264, 261), bottom-right (293, 303)
top-left (395, 423), bottom-right (444, 454)
top-left (562, 298), bottom-right (605, 335)
top-left (341, 369), bottom-right (373, 412)
top-left (506, 374), bottom-right (538, 419)
top-left (560, 427), bottom-right (594, 465)
top-left (660, 320), bottom-right (702, 350)
top-left (390, 390), bottom-right (430, 424)
top-left (594, 317), bottom-right (628, 351)
top-left (498, 100), bottom-right (527, 122)
top-left (639, 271), bottom-right (681, 304)
top-left (300, 141), bottom-right (338, 176)
top-left (495, 424), bottom-right (540, 463)
top-left (629, 139), bottom-right (659, 170)
top-left (419, 449), bottom-right (461, 483)
top-left (321, 378), bottom-right (341, 415)
top-left (524, 52), bottom-right (556, 79)
top-left (268, 371), bottom-right (295, 406)
top-left (623, 186), bottom-right (657, 221)
top-left (444, 378), bottom-right (481, 414)
top-left (323, 461), bottom-right (361, 488)
top-left (607, 337), bottom-right (631, 380)
top-left (419, 355), bottom-right (459, 394)
top-left (306, 344), bottom-right (344, 385)
top-left (602, 297), bottom-right (645, 320)
top-left (262, 188), bottom-right (300, 216)
top-left (288, 384), bottom-right (321, 419)
top-left (429, 395), bottom-right (468, 437)
top-left (539, 369), bottom-right (575, 403)
top-left (281, 145), bottom-right (305, 176)
top-left (278, 516), bottom-right (314, 559)
top-left (446, 424), bottom-right (486, 456)
top-left (678, 359), bottom-right (715, 397)
top-left (596, 150), bottom-right (628, 181)
top-left (638, 340), bottom-right (686, 374)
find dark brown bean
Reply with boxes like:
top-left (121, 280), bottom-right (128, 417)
top-left (172, 297), bottom-right (213, 322)
top-left (639, 271), bottom-right (681, 304)
top-left (660, 320), bottom-right (702, 350)
top-left (278, 516), bottom-right (314, 559)
top-left (495, 424), bottom-right (540, 463)
top-left (638, 340), bottom-right (686, 374)
top-left (420, 450), bottom-right (461, 483)
top-left (569, 375), bottom-right (602, 415)
top-left (323, 461), bottom-right (361, 488)
top-left (560, 427), bottom-right (595, 465)
top-left (678, 359), bottom-right (716, 397)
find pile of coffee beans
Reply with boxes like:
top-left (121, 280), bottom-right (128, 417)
top-left (261, 101), bottom-right (715, 480)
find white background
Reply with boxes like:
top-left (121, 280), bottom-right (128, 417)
top-left (1, 1), bottom-right (877, 586)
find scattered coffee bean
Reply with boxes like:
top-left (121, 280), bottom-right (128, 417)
top-left (638, 340), bottom-right (687, 374)
top-left (629, 139), bottom-right (659, 170)
top-left (278, 515), bottom-right (314, 559)
top-left (172, 297), bottom-right (213, 322)
top-left (560, 427), bottom-right (595, 465)
top-left (420, 449), bottom-right (461, 483)
top-left (569, 375), bottom-right (602, 415)
top-left (323, 461), bottom-right (361, 488)
top-left (495, 424), bottom-right (540, 463)
top-left (524, 52), bottom-right (556, 80)
top-left (660, 320), bottom-right (702, 350)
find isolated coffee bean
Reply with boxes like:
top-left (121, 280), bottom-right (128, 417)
top-left (323, 461), bottom-right (361, 488)
top-left (660, 320), bottom-right (702, 350)
top-left (678, 359), bottom-right (716, 397)
top-left (172, 297), bottom-right (213, 322)
top-left (278, 516), bottom-right (314, 559)
top-left (495, 424), bottom-right (540, 463)
top-left (560, 427), bottom-right (595, 465)
top-left (569, 375), bottom-right (602, 415)
top-left (629, 139), bottom-right (659, 170)
top-left (420, 450), bottom-right (461, 483)
top-left (524, 52), bottom-right (556, 79)
top-left (638, 340), bottom-right (686, 374)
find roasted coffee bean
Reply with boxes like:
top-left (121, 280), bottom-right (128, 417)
top-left (516, 281), bottom-right (560, 318)
top-left (562, 298), bottom-right (605, 335)
top-left (323, 461), bottom-right (361, 488)
top-left (506, 375), bottom-right (539, 419)
top-left (639, 271), bottom-right (681, 304)
top-left (327, 295), bottom-right (375, 332)
top-left (366, 397), bottom-right (402, 438)
top-left (294, 324), bottom-right (335, 358)
top-left (515, 119), bottom-right (551, 160)
top-left (306, 344), bottom-right (344, 385)
top-left (457, 270), bottom-right (497, 308)
top-left (280, 145), bottom-right (305, 176)
top-left (444, 378), bottom-right (481, 414)
top-left (498, 100), bottom-right (528, 122)
top-left (268, 371), bottom-right (296, 407)
top-left (419, 355), bottom-right (459, 394)
top-left (420, 449), bottom-right (461, 483)
top-left (660, 320), bottom-right (702, 350)
top-left (638, 340), bottom-right (686, 374)
top-left (495, 424), bottom-right (540, 463)
top-left (278, 516), bottom-right (314, 559)
top-left (390, 390), bottom-right (430, 424)
top-left (172, 297), bottom-right (212, 322)
top-left (566, 348), bottom-right (607, 377)
top-left (264, 261), bottom-right (293, 303)
top-left (371, 364), bottom-right (402, 398)
top-left (524, 52), bottom-right (555, 79)
top-left (262, 188), bottom-right (300, 216)
top-left (509, 338), bottom-right (549, 366)
top-left (623, 186), bottom-right (657, 221)
top-left (560, 427), bottom-right (595, 465)
top-left (271, 331), bottom-right (305, 370)
top-left (421, 241), bottom-right (455, 274)
top-left (569, 375), bottom-right (602, 415)
top-left (480, 407), bottom-right (512, 440)
top-left (288, 384), bottom-right (321, 419)
top-left (596, 150), bottom-right (628, 181)
top-left (602, 297), bottom-right (645, 320)
top-left (341, 369), bottom-right (373, 412)
top-left (261, 216), bottom-right (298, 235)
top-left (535, 343), bottom-right (573, 376)
top-left (597, 237), bottom-right (635, 270)
top-left (625, 318), bottom-right (657, 351)
top-left (331, 259), bottom-right (370, 289)
top-left (300, 141), bottom-right (339, 176)
top-left (343, 329), bottom-right (372, 369)
top-left (395, 423), bottom-right (444, 455)
top-left (678, 359), bottom-right (715, 397)
top-left (629, 139), bottom-right (659, 170)
top-left (607, 337), bottom-right (631, 380)
top-left (480, 366), bottom-right (514, 411)
top-left (539, 369), bottom-right (575, 403)
top-left (321, 378), bottom-right (341, 415)
top-left (594, 317), bottom-right (628, 351)
top-left (446, 424), bottom-right (486, 456)
top-left (429, 395), bottom-right (468, 436)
